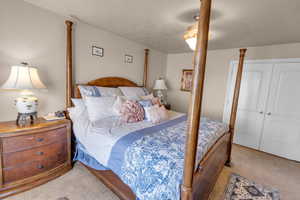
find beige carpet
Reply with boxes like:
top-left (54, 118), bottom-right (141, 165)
top-left (209, 145), bottom-right (300, 200)
top-left (6, 145), bottom-right (300, 200)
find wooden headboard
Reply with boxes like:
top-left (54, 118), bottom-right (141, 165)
top-left (74, 77), bottom-right (138, 98)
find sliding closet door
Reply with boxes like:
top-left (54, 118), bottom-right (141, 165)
top-left (260, 63), bottom-right (300, 161)
top-left (227, 63), bottom-right (273, 149)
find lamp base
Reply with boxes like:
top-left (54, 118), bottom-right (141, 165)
top-left (15, 92), bottom-right (38, 114)
top-left (156, 90), bottom-right (167, 105)
top-left (16, 112), bottom-right (37, 126)
top-left (14, 92), bottom-right (39, 126)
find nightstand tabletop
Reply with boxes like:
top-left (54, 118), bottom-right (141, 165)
top-left (0, 118), bottom-right (70, 134)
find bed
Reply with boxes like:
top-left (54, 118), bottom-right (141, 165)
top-left (69, 77), bottom-right (231, 200)
top-left (63, 0), bottom-right (247, 199)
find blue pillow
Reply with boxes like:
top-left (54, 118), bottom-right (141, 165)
top-left (138, 100), bottom-right (152, 107)
top-left (79, 85), bottom-right (101, 97)
top-left (142, 87), bottom-right (150, 95)
top-left (138, 100), bottom-right (153, 120)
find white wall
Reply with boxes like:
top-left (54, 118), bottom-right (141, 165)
top-left (0, 0), bottom-right (167, 122)
top-left (166, 43), bottom-right (300, 121)
top-left (74, 22), bottom-right (167, 87)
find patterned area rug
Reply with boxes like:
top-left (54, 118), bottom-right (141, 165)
top-left (57, 198), bottom-right (70, 200)
top-left (224, 173), bottom-right (280, 200)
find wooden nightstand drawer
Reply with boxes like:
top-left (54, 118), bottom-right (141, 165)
top-left (3, 155), bottom-right (67, 184)
top-left (2, 127), bottom-right (67, 153)
top-left (3, 142), bottom-right (67, 168)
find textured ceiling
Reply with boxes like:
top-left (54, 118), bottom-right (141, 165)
top-left (25, 0), bottom-right (300, 53)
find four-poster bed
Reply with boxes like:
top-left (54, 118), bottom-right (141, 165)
top-left (65, 0), bottom-right (247, 199)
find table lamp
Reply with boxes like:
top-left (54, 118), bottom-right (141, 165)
top-left (1, 62), bottom-right (46, 125)
top-left (153, 78), bottom-right (168, 105)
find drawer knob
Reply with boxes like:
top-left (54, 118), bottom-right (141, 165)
top-left (37, 164), bottom-right (44, 169)
top-left (36, 138), bottom-right (44, 142)
top-left (36, 151), bottom-right (44, 155)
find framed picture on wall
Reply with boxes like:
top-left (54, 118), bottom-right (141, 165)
top-left (92, 46), bottom-right (104, 57)
top-left (181, 69), bottom-right (194, 92)
top-left (125, 54), bottom-right (133, 63)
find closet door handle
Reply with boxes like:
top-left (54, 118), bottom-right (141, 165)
top-left (259, 111), bottom-right (264, 114)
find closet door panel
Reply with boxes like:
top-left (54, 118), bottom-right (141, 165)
top-left (260, 117), bottom-right (300, 161)
top-left (231, 63), bottom-right (273, 149)
top-left (260, 63), bottom-right (300, 161)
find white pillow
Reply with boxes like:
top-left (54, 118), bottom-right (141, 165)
top-left (79, 85), bottom-right (123, 98)
top-left (97, 87), bottom-right (123, 97)
top-left (85, 96), bottom-right (116, 122)
top-left (71, 98), bottom-right (85, 108)
top-left (67, 105), bottom-right (86, 121)
top-left (112, 96), bottom-right (127, 116)
top-left (68, 99), bottom-right (86, 121)
top-left (119, 87), bottom-right (148, 98)
top-left (144, 105), bottom-right (169, 123)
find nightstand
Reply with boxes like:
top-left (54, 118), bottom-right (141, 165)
top-left (0, 118), bottom-right (72, 198)
top-left (164, 104), bottom-right (171, 110)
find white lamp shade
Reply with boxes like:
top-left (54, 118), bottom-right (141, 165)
top-left (1, 66), bottom-right (46, 90)
top-left (153, 79), bottom-right (167, 90)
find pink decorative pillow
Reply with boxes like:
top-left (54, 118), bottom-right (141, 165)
top-left (120, 100), bottom-right (145, 123)
top-left (145, 105), bottom-right (168, 123)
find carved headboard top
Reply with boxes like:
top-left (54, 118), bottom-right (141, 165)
top-left (74, 77), bottom-right (138, 98)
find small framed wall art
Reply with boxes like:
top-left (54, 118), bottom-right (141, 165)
top-left (125, 54), bottom-right (133, 63)
top-left (92, 46), bottom-right (104, 57)
top-left (181, 69), bottom-right (194, 92)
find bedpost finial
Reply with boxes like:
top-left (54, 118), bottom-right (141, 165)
top-left (239, 48), bottom-right (247, 55)
top-left (65, 20), bottom-right (73, 27)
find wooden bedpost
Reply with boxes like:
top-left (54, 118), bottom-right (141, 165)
top-left (65, 20), bottom-right (73, 109)
top-left (181, 0), bottom-right (212, 199)
top-left (226, 48), bottom-right (247, 166)
top-left (143, 49), bottom-right (149, 88)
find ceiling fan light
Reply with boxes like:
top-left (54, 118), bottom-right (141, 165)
top-left (184, 23), bottom-right (198, 51)
top-left (184, 22), bottom-right (212, 51)
top-left (185, 37), bottom-right (197, 51)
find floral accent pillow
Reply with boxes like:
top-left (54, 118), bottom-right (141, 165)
top-left (144, 105), bottom-right (168, 123)
top-left (120, 100), bottom-right (145, 123)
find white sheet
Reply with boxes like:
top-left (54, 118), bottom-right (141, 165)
top-left (71, 109), bottom-right (185, 167)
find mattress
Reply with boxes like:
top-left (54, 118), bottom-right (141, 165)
top-left (72, 109), bottom-right (185, 166)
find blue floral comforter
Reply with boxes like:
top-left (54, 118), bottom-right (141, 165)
top-left (105, 115), bottom-right (228, 200)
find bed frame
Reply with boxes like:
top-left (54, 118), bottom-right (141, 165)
top-left (64, 0), bottom-right (247, 199)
